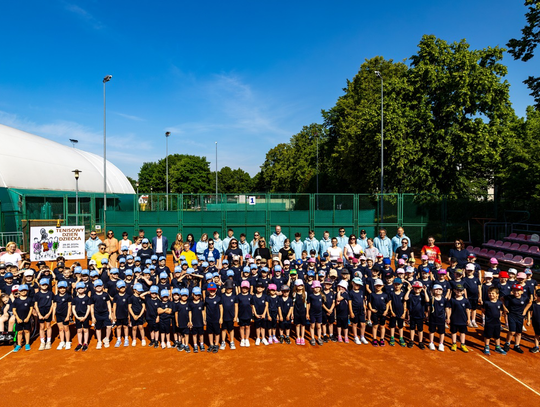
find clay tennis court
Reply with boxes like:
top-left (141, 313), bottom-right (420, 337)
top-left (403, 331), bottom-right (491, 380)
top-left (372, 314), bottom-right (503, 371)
top-left (1, 319), bottom-right (539, 406)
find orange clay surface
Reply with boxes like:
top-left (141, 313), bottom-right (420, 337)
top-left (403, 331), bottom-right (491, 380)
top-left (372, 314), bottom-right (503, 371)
top-left (2, 258), bottom-right (539, 406)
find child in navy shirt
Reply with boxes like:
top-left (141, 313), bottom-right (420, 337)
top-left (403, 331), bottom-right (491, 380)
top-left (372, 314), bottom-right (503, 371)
top-left (446, 284), bottom-right (471, 353)
top-left (237, 281), bottom-right (253, 347)
top-left (349, 278), bottom-right (368, 345)
top-left (336, 280), bottom-right (350, 343)
top-left (157, 290), bottom-right (173, 349)
top-left (278, 284), bottom-right (293, 344)
top-left (143, 286), bottom-right (161, 348)
top-left (482, 286), bottom-right (506, 355)
top-left (189, 287), bottom-right (205, 352)
top-left (369, 278), bottom-right (389, 347)
top-left (405, 281), bottom-right (429, 349)
top-left (204, 282), bottom-right (223, 353)
top-left (12, 284), bottom-right (32, 352)
top-left (530, 289), bottom-right (540, 353)
top-left (34, 278), bottom-right (54, 350)
top-left (72, 282), bottom-right (91, 352)
top-left (293, 279), bottom-right (307, 346)
top-left (128, 283), bottom-right (146, 347)
top-left (252, 282), bottom-right (269, 346)
top-left (90, 279), bottom-right (113, 349)
top-left (428, 284), bottom-right (447, 352)
top-left (322, 279), bottom-right (336, 343)
top-left (503, 284), bottom-right (531, 354)
top-left (220, 280), bottom-right (238, 350)
top-left (267, 284), bottom-right (280, 344)
top-left (389, 278), bottom-right (407, 347)
top-left (307, 280), bottom-right (324, 346)
top-left (174, 288), bottom-right (191, 352)
top-left (463, 264), bottom-right (482, 328)
top-left (53, 280), bottom-right (72, 350)
top-left (113, 280), bottom-right (130, 348)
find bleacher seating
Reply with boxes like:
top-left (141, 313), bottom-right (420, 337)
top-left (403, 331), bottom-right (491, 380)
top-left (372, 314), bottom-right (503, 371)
top-left (473, 230), bottom-right (539, 270)
top-left (523, 257), bottom-right (534, 267)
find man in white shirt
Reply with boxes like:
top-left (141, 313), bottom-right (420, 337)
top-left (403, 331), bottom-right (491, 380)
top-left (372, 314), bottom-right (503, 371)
top-left (152, 229), bottom-right (168, 257)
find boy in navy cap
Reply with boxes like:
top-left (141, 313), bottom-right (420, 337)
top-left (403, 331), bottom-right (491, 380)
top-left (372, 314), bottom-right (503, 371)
top-left (72, 282), bottom-right (91, 351)
top-left (446, 283), bottom-right (471, 352)
top-left (175, 288), bottom-right (191, 352)
top-left (389, 277), bottom-right (407, 347)
top-left (90, 279), bottom-right (113, 349)
top-left (34, 278), bottom-right (54, 350)
top-left (141, 286), bottom-right (161, 348)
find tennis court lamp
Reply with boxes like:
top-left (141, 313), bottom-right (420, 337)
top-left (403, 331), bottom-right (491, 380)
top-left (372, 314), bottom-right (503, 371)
top-left (73, 169), bottom-right (82, 225)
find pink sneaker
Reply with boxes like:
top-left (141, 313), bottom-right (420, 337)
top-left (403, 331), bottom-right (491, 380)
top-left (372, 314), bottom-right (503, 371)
top-left (344, 337), bottom-right (350, 344)
top-left (273, 336), bottom-right (279, 344)
top-left (301, 338), bottom-right (306, 346)
top-left (338, 335), bottom-right (343, 342)
top-left (296, 338), bottom-right (300, 345)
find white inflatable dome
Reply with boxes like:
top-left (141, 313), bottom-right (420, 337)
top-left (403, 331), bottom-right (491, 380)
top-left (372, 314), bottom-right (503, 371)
top-left (0, 123), bottom-right (134, 194)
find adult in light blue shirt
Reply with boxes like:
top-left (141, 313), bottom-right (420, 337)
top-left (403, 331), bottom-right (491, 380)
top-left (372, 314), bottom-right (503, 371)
top-left (303, 230), bottom-right (320, 257)
top-left (357, 229), bottom-right (369, 251)
top-left (222, 229), bottom-right (236, 252)
top-left (336, 228), bottom-right (348, 250)
top-left (195, 233), bottom-right (209, 257)
top-left (391, 227), bottom-right (411, 253)
top-left (85, 231), bottom-right (102, 260)
top-left (373, 228), bottom-right (393, 258)
top-left (238, 233), bottom-right (251, 258)
top-left (291, 232), bottom-right (304, 260)
top-left (269, 225), bottom-right (287, 255)
top-left (319, 231), bottom-right (332, 255)
top-left (212, 231), bottom-right (224, 255)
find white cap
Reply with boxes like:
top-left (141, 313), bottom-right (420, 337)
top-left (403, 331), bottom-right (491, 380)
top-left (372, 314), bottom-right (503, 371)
top-left (337, 280), bottom-right (349, 290)
top-left (484, 271), bottom-right (493, 278)
top-left (465, 263), bottom-right (475, 271)
top-left (24, 270), bottom-right (34, 276)
top-left (373, 278), bottom-right (384, 286)
top-left (508, 268), bottom-right (517, 274)
top-left (294, 279), bottom-right (304, 286)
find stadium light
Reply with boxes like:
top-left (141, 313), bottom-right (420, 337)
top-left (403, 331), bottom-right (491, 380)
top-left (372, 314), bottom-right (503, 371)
top-left (73, 169), bottom-right (81, 225)
top-left (103, 74), bottom-right (112, 229)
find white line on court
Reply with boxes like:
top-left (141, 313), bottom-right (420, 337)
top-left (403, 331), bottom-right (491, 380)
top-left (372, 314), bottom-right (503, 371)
top-left (0, 350), bottom-right (13, 361)
top-left (477, 354), bottom-right (540, 397)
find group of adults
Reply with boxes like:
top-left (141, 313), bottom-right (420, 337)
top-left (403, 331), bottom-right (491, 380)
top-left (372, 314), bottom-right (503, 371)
top-left (82, 226), bottom-right (472, 268)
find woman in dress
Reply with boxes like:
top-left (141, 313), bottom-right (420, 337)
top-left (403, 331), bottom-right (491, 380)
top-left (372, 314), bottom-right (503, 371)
top-left (104, 230), bottom-right (119, 267)
top-left (171, 233), bottom-right (184, 265)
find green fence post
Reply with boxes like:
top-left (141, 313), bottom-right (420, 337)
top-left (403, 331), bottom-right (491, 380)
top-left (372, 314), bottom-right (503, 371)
top-left (266, 193), bottom-right (271, 237)
top-left (353, 194), bottom-right (359, 235)
top-left (309, 194), bottom-right (315, 231)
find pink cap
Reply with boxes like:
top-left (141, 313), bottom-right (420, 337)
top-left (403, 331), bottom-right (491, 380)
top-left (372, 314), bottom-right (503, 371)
top-left (307, 258), bottom-right (316, 263)
top-left (398, 259), bottom-right (405, 265)
top-left (421, 255), bottom-right (428, 260)
top-left (240, 281), bottom-right (250, 288)
top-left (438, 269), bottom-right (447, 274)
top-left (350, 258), bottom-right (358, 264)
top-left (396, 268), bottom-right (405, 274)
top-left (489, 257), bottom-right (498, 264)
top-left (516, 272), bottom-right (526, 280)
top-left (284, 260), bottom-right (290, 265)
top-left (465, 263), bottom-right (475, 271)
top-left (268, 284), bottom-right (277, 290)
top-left (311, 280), bottom-right (321, 289)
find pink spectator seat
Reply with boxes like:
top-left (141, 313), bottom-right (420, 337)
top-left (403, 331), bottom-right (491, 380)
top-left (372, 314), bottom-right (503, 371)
top-left (516, 234), bottom-right (526, 242)
top-left (511, 255), bottom-right (523, 264)
top-left (507, 233), bottom-right (518, 240)
top-left (528, 246), bottom-right (540, 255)
top-left (494, 240), bottom-right (504, 247)
top-left (502, 242), bottom-right (512, 249)
top-left (510, 243), bottom-right (520, 251)
top-left (523, 257), bottom-right (534, 267)
top-left (485, 239), bottom-right (496, 247)
top-left (466, 245), bottom-right (474, 252)
top-left (495, 252), bottom-right (505, 259)
top-left (503, 253), bottom-right (514, 261)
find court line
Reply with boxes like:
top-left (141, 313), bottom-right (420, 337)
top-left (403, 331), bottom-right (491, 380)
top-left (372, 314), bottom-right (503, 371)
top-left (477, 354), bottom-right (540, 397)
top-left (0, 350), bottom-right (13, 361)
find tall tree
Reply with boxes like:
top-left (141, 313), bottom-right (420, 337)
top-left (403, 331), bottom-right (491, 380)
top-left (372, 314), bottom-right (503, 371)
top-left (210, 166), bottom-right (253, 193)
top-left (507, 1), bottom-right (540, 108)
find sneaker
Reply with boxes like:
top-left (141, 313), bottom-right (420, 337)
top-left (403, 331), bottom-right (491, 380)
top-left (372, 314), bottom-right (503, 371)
top-left (0, 334), bottom-right (4, 341)
top-left (57, 341), bottom-right (65, 350)
top-left (418, 343), bottom-right (425, 350)
top-left (230, 341), bottom-right (236, 350)
top-left (103, 338), bottom-right (110, 348)
top-left (367, 320), bottom-right (373, 327)
top-left (212, 345), bottom-right (218, 353)
top-left (75, 344), bottom-right (82, 352)
top-left (245, 339), bottom-right (250, 347)
top-left (450, 343), bottom-right (457, 352)
top-left (141, 340), bottom-right (146, 346)
top-left (82, 344), bottom-right (88, 352)
top-left (262, 338), bottom-right (269, 346)
top-left (354, 337), bottom-right (361, 345)
top-left (285, 336), bottom-right (291, 344)
top-left (483, 346), bottom-right (491, 355)
top-left (65, 342), bottom-right (72, 350)
top-left (148, 340), bottom-right (154, 347)
top-left (124, 339), bottom-right (129, 347)
top-left (344, 336), bottom-right (350, 344)
top-left (132, 340), bottom-right (137, 347)
top-left (380, 339), bottom-right (385, 347)
top-left (372, 340), bottom-right (379, 347)
top-left (472, 320), bottom-right (478, 328)
top-left (438, 343), bottom-right (445, 352)
top-left (161, 342), bottom-right (166, 349)
top-left (389, 338), bottom-right (395, 347)
top-left (220, 341), bottom-right (226, 350)
top-left (273, 336), bottom-right (280, 344)
top-left (296, 338), bottom-right (300, 345)
top-left (13, 345), bottom-right (21, 352)
top-left (460, 344), bottom-right (469, 353)
top-left (185, 345), bottom-right (191, 353)
top-left (429, 342), bottom-right (436, 351)
top-left (399, 337), bottom-right (406, 347)
top-left (115, 340), bottom-right (121, 348)
top-left (514, 345), bottom-right (524, 354)
top-left (530, 346), bottom-right (539, 354)
top-left (323, 335), bottom-right (329, 343)
top-left (503, 343), bottom-right (511, 352)
top-left (24, 344), bottom-right (31, 351)
top-left (407, 341), bottom-right (414, 348)
top-left (240, 339), bottom-right (245, 347)
top-left (177, 343), bottom-right (184, 352)
top-left (45, 342), bottom-right (52, 350)
top-left (255, 338), bottom-right (261, 346)
top-left (193, 345), bottom-right (199, 353)
top-left (310, 339), bottom-right (316, 346)
top-left (361, 337), bottom-right (369, 345)
top-left (318, 338), bottom-right (324, 346)
top-left (96, 341), bottom-right (102, 350)
top-left (200, 344), bottom-right (205, 351)
top-left (167, 342), bottom-right (172, 349)
top-left (153, 341), bottom-right (159, 348)
top-left (468, 322), bottom-right (474, 328)
top-left (338, 335), bottom-right (343, 343)
top-left (39, 342), bottom-right (46, 351)
top-left (330, 335), bottom-right (338, 343)
top-left (301, 338), bottom-right (306, 345)
top-left (279, 335), bottom-right (284, 344)
top-left (207, 345), bottom-right (212, 352)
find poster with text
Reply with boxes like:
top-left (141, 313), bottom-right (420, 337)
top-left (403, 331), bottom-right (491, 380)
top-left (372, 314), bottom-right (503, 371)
top-left (30, 226), bottom-right (86, 261)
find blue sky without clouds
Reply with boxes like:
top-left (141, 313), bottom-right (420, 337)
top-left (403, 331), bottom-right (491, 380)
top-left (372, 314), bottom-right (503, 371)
top-left (0, 1), bottom-right (537, 178)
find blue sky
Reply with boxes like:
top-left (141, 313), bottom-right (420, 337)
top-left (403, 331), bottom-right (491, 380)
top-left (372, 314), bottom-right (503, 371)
top-left (0, 0), bottom-right (537, 178)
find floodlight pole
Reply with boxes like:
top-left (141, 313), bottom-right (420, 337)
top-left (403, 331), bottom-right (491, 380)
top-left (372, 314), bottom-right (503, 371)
top-left (215, 142), bottom-right (218, 203)
top-left (103, 75), bottom-right (112, 229)
top-left (166, 131), bottom-right (170, 211)
top-left (73, 170), bottom-right (81, 225)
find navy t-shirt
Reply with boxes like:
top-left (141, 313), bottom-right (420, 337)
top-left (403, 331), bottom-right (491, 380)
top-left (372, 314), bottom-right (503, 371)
top-left (175, 301), bottom-right (190, 327)
top-left (91, 292), bottom-right (111, 316)
top-left (323, 290), bottom-right (335, 312)
top-left (407, 294), bottom-right (426, 319)
top-left (189, 300), bottom-right (204, 327)
top-left (336, 291), bottom-right (349, 317)
top-left (349, 290), bottom-right (364, 312)
top-left (72, 295), bottom-right (90, 317)
top-left (279, 296), bottom-right (293, 319)
top-left (446, 297), bottom-right (470, 325)
top-left (221, 293), bottom-right (237, 321)
top-left (13, 297), bottom-right (33, 319)
top-left (293, 293), bottom-right (306, 316)
top-left (463, 277), bottom-right (481, 298)
top-left (267, 295), bottom-right (280, 317)
top-left (34, 290), bottom-right (54, 314)
top-left (54, 293), bottom-right (72, 316)
top-left (113, 293), bottom-right (130, 319)
top-left (237, 293), bottom-right (253, 320)
top-left (531, 302), bottom-right (540, 326)
top-left (370, 292), bottom-right (389, 314)
top-left (390, 291), bottom-right (406, 318)
top-left (307, 293), bottom-right (323, 316)
top-left (429, 296), bottom-right (446, 324)
top-left (205, 295), bottom-right (222, 323)
top-left (251, 294), bottom-right (267, 316)
top-left (504, 295), bottom-right (528, 318)
top-left (498, 282), bottom-right (512, 298)
top-left (128, 295), bottom-right (144, 316)
top-left (145, 296), bottom-right (160, 320)
top-left (158, 300), bottom-right (173, 322)
top-left (483, 300), bottom-right (502, 325)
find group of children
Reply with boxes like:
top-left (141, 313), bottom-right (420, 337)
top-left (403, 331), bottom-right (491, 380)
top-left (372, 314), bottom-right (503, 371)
top-left (1, 252), bottom-right (540, 356)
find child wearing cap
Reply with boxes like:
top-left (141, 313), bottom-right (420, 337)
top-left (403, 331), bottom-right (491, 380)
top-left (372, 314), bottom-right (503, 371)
top-left (446, 284), bottom-right (471, 352)
top-left (307, 280), bottom-right (324, 346)
top-left (173, 288), bottom-right (190, 352)
top-left (12, 284), bottom-right (33, 352)
top-left (141, 286), bottom-right (161, 348)
top-left (204, 283), bottom-right (223, 353)
top-left (389, 278), bottom-right (407, 347)
top-left (428, 284), bottom-right (446, 351)
top-left (53, 281), bottom-right (72, 349)
top-left (188, 287), bottom-right (205, 352)
top-left (530, 289), bottom-right (540, 353)
top-left (34, 278), bottom-right (54, 350)
top-left (237, 281), bottom-right (253, 347)
top-left (404, 281), bottom-right (429, 349)
top-left (90, 279), bottom-right (113, 349)
top-left (322, 279), bottom-right (336, 342)
top-left (278, 284), bottom-right (293, 344)
top-left (293, 280), bottom-right (307, 345)
top-left (503, 283), bottom-right (531, 354)
top-left (72, 282), bottom-right (91, 351)
top-left (113, 281), bottom-right (130, 347)
top-left (128, 284), bottom-right (146, 347)
top-left (171, 289), bottom-right (182, 348)
top-left (220, 281), bottom-right (238, 350)
top-left (157, 290), bottom-right (173, 349)
top-left (252, 282), bottom-right (269, 346)
top-left (482, 287), bottom-right (506, 355)
top-left (463, 264), bottom-right (482, 328)
top-left (335, 280), bottom-right (350, 343)
top-left (369, 279), bottom-right (390, 347)
top-left (267, 284), bottom-right (280, 344)
top-left (349, 277), bottom-right (368, 345)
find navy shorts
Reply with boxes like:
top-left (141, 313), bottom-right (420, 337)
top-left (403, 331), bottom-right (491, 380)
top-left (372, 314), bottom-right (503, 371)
top-left (336, 316), bottom-right (349, 329)
top-left (178, 327), bottom-right (190, 335)
top-left (468, 297), bottom-right (479, 311)
top-left (484, 323), bottom-right (501, 339)
top-left (372, 313), bottom-right (386, 326)
top-left (191, 326), bottom-right (204, 336)
top-left (532, 321), bottom-right (540, 336)
top-left (131, 316), bottom-right (145, 326)
top-left (239, 318), bottom-right (251, 327)
top-left (450, 324), bottom-right (467, 334)
top-left (389, 317), bottom-right (404, 329)
top-left (508, 315), bottom-right (524, 334)
top-left (38, 315), bottom-right (53, 323)
top-left (206, 322), bottom-right (220, 335)
top-left (56, 314), bottom-right (68, 325)
top-left (429, 322), bottom-right (445, 334)
top-left (310, 313), bottom-right (322, 324)
top-left (95, 317), bottom-right (112, 330)
top-left (350, 310), bottom-right (365, 324)
top-left (322, 312), bottom-right (335, 324)
top-left (116, 318), bottom-right (129, 327)
top-left (267, 317), bottom-right (278, 329)
top-left (279, 320), bottom-right (292, 330)
top-left (294, 313), bottom-right (307, 326)
top-left (254, 317), bottom-right (265, 329)
top-left (75, 318), bottom-right (90, 330)
top-left (410, 318), bottom-right (424, 331)
top-left (147, 319), bottom-right (159, 332)
top-left (222, 320), bottom-right (234, 331)
top-left (17, 320), bottom-right (32, 331)
top-left (159, 320), bottom-right (171, 333)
